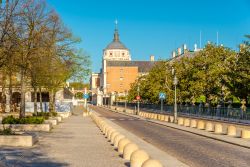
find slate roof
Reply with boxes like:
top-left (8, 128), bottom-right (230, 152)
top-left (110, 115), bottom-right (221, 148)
top-left (105, 40), bottom-right (128, 50)
top-left (106, 61), bottom-right (156, 73)
top-left (105, 28), bottom-right (128, 50)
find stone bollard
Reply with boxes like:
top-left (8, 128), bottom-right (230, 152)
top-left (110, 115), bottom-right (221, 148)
top-left (110, 132), bottom-right (120, 144)
top-left (205, 122), bottom-right (214, 132)
top-left (169, 116), bottom-right (174, 123)
top-left (118, 138), bottom-right (131, 154)
top-left (227, 125), bottom-right (237, 136)
top-left (158, 115), bottom-right (163, 121)
top-left (101, 123), bottom-right (107, 132)
top-left (108, 129), bottom-right (116, 140)
top-left (157, 114), bottom-right (161, 120)
top-left (142, 159), bottom-right (163, 167)
top-left (130, 149), bottom-right (150, 167)
top-left (102, 125), bottom-right (108, 134)
top-left (105, 127), bottom-right (113, 137)
top-left (123, 143), bottom-right (139, 160)
top-left (150, 113), bottom-right (154, 119)
top-left (154, 114), bottom-right (158, 120)
top-left (177, 117), bottom-right (184, 126)
top-left (114, 134), bottom-right (125, 147)
top-left (164, 115), bottom-right (169, 122)
top-left (241, 130), bottom-right (250, 139)
top-left (214, 124), bottom-right (223, 134)
top-left (184, 118), bottom-right (190, 127)
top-left (197, 120), bottom-right (205, 130)
top-left (190, 119), bottom-right (197, 128)
top-left (160, 115), bottom-right (165, 121)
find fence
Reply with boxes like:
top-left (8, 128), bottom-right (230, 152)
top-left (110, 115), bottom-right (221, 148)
top-left (116, 102), bottom-right (250, 122)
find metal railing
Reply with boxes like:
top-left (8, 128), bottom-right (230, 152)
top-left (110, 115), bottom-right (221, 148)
top-left (116, 102), bottom-right (250, 123)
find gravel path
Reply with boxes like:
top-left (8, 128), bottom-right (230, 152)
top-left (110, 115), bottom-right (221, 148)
top-left (0, 106), bottom-right (126, 167)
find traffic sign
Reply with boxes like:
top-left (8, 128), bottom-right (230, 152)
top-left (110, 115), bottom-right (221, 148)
top-left (83, 94), bottom-right (89, 99)
top-left (136, 95), bottom-right (140, 100)
top-left (159, 92), bottom-right (166, 100)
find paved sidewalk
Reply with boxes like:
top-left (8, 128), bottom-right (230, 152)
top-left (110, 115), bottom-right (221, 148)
top-left (0, 106), bottom-right (126, 167)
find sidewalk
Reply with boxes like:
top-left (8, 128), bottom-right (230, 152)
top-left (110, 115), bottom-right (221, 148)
top-left (0, 106), bottom-right (126, 167)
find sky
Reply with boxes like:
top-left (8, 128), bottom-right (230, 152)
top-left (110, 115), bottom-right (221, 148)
top-left (47, 0), bottom-right (250, 73)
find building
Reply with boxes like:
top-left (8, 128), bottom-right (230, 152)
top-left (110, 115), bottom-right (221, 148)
top-left (0, 73), bottom-right (73, 113)
top-left (90, 22), bottom-right (156, 105)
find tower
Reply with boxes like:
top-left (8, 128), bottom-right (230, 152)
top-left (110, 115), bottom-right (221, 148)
top-left (102, 21), bottom-right (131, 96)
top-left (103, 20), bottom-right (131, 61)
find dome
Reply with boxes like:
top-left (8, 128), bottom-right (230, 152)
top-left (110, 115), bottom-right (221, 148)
top-left (105, 27), bottom-right (128, 50)
top-left (106, 41), bottom-right (128, 50)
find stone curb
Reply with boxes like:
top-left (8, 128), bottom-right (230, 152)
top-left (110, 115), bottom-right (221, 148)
top-left (104, 107), bottom-right (250, 149)
top-left (89, 111), bottom-right (165, 167)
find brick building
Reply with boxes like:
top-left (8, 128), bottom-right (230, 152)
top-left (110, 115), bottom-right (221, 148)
top-left (90, 22), bottom-right (156, 105)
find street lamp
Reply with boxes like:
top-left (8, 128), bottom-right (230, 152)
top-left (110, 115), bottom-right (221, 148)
top-left (172, 68), bottom-right (178, 123)
top-left (116, 92), bottom-right (118, 108)
top-left (137, 84), bottom-right (140, 115)
top-left (125, 90), bottom-right (127, 112)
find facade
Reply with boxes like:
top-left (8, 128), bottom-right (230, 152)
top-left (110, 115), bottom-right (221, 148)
top-left (0, 73), bottom-right (73, 113)
top-left (90, 23), bottom-right (156, 105)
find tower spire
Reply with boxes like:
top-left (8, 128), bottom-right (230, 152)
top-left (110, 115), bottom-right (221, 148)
top-left (114, 19), bottom-right (119, 42)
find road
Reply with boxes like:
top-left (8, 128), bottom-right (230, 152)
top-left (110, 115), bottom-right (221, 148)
top-left (92, 106), bottom-right (250, 167)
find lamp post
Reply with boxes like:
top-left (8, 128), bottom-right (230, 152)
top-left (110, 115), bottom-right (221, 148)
top-left (137, 85), bottom-right (140, 115)
top-left (116, 92), bottom-right (118, 108)
top-left (125, 90), bottom-right (127, 112)
top-left (172, 68), bottom-right (178, 123)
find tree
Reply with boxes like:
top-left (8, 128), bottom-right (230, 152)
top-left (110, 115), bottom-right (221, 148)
top-left (223, 36), bottom-right (250, 104)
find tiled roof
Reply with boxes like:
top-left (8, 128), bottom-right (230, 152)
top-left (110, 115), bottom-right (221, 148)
top-left (106, 61), bottom-right (156, 73)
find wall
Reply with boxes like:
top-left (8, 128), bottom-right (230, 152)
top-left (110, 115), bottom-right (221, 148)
top-left (106, 66), bottom-right (138, 93)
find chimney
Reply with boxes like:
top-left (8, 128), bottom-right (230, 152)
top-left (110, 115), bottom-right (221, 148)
top-left (177, 48), bottom-right (182, 55)
top-left (183, 44), bottom-right (187, 53)
top-left (150, 55), bottom-right (155, 61)
top-left (194, 44), bottom-right (198, 52)
top-left (172, 51), bottom-right (176, 58)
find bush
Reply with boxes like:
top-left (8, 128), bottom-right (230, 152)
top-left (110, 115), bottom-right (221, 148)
top-left (2, 116), bottom-right (44, 124)
top-left (34, 112), bottom-right (57, 119)
top-left (0, 126), bottom-right (14, 135)
top-left (2, 116), bottom-right (18, 124)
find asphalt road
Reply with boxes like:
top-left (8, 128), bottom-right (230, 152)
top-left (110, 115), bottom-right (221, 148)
top-left (92, 106), bottom-right (250, 167)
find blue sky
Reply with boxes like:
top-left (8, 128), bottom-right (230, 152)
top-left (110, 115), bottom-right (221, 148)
top-left (48, 0), bottom-right (250, 73)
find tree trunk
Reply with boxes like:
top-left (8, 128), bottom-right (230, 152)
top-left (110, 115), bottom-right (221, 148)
top-left (20, 69), bottom-right (26, 118)
top-left (1, 88), bottom-right (5, 113)
top-left (1, 75), bottom-right (6, 113)
top-left (49, 89), bottom-right (54, 113)
top-left (34, 87), bottom-right (37, 115)
top-left (8, 73), bottom-right (13, 112)
top-left (39, 86), bottom-right (43, 112)
top-left (53, 92), bottom-right (56, 113)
